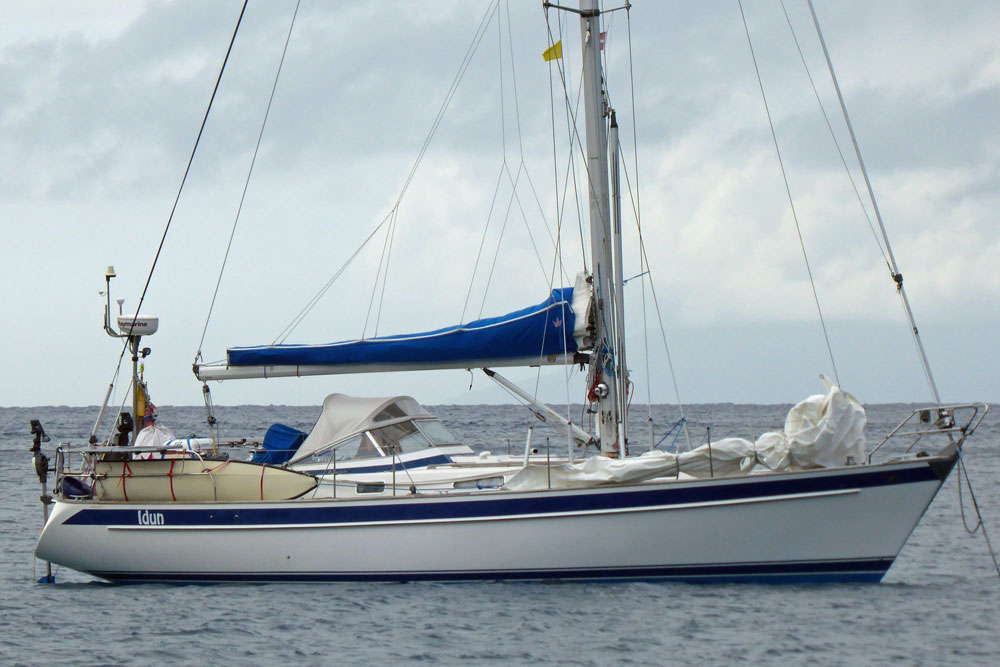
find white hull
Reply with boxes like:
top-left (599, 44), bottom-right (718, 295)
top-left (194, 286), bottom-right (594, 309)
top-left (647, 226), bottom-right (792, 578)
top-left (35, 455), bottom-right (953, 583)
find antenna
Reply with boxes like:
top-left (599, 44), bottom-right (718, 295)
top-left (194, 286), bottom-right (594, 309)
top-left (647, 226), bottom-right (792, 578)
top-left (104, 267), bottom-right (121, 337)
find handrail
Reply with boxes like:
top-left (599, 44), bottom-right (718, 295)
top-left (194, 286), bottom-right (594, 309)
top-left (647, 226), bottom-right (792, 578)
top-left (868, 403), bottom-right (990, 463)
top-left (56, 444), bottom-right (216, 454)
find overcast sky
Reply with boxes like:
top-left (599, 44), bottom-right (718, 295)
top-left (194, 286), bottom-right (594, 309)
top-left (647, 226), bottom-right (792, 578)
top-left (2, 0), bottom-right (997, 410)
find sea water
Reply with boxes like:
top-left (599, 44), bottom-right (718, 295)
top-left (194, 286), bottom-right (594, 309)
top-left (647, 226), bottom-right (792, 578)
top-left (2, 403), bottom-right (999, 665)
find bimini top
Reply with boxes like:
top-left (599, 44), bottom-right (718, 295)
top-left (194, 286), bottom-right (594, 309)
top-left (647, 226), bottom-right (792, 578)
top-left (193, 275), bottom-right (593, 382)
top-left (291, 393), bottom-right (436, 462)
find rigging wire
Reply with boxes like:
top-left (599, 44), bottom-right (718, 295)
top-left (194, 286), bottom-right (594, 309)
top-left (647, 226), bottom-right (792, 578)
top-left (777, 0), bottom-right (888, 266)
top-left (505, 1), bottom-right (524, 159)
top-left (474, 1), bottom-right (567, 321)
top-left (277, 1), bottom-right (500, 343)
top-left (620, 160), bottom-right (691, 449)
top-left (103, 376), bottom-right (135, 448)
top-left (362, 217), bottom-right (391, 338)
top-left (373, 0), bottom-right (562, 337)
top-left (274, 212), bottom-right (391, 344)
top-left (498, 3), bottom-right (509, 160)
top-left (543, 3), bottom-right (563, 408)
top-left (503, 0), bottom-right (565, 266)
top-left (542, 4), bottom-right (582, 440)
top-left (510, 169), bottom-right (562, 283)
top-left (394, 1), bottom-right (500, 210)
top-left (478, 168), bottom-right (523, 318)
top-left (459, 3), bottom-right (512, 326)
top-left (536, 131), bottom-right (573, 402)
top-left (543, 13), bottom-right (612, 268)
top-left (120, 0), bottom-right (247, 377)
top-left (622, 3), bottom-right (654, 428)
top-left (546, 24), bottom-right (589, 282)
top-left (195, 0), bottom-right (300, 363)
top-left (362, 208), bottom-right (398, 339)
top-left (462, 8), bottom-right (524, 323)
top-left (738, 0), bottom-right (841, 387)
top-left (477, 171), bottom-right (561, 319)
top-left (956, 451), bottom-right (1000, 578)
top-left (805, 0), bottom-right (941, 404)
top-left (544, 7), bottom-right (590, 276)
top-left (461, 167), bottom-right (507, 323)
top-left (555, 7), bottom-right (589, 277)
top-left (542, 16), bottom-right (587, 291)
top-left (90, 356), bottom-right (126, 441)
top-left (473, 166), bottom-right (554, 321)
top-left (521, 166), bottom-right (567, 254)
top-left (506, 163), bottom-right (565, 279)
top-left (598, 5), bottom-right (691, 446)
top-left (563, 79), bottom-right (589, 274)
top-left (373, 212), bottom-right (399, 337)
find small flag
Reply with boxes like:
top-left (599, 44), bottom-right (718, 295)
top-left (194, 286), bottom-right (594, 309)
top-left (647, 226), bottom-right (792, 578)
top-left (542, 40), bottom-right (562, 62)
top-left (600, 31), bottom-right (606, 51)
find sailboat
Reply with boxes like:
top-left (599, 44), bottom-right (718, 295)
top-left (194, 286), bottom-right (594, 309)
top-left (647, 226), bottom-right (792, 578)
top-left (31, 0), bottom-right (989, 583)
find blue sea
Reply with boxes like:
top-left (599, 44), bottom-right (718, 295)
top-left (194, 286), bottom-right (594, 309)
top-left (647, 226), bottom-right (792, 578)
top-left (2, 402), bottom-right (999, 665)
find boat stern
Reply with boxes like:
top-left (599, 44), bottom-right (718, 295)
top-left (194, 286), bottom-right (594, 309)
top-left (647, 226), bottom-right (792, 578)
top-left (35, 500), bottom-right (108, 579)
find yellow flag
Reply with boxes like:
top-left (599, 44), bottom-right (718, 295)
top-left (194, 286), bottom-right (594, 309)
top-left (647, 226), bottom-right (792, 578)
top-left (542, 40), bottom-right (562, 62)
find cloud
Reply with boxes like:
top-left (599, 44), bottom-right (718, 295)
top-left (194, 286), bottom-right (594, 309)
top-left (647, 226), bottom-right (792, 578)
top-left (1, 0), bottom-right (997, 407)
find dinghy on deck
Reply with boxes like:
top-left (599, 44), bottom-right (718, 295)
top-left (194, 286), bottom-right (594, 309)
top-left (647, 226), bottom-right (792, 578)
top-left (91, 458), bottom-right (317, 502)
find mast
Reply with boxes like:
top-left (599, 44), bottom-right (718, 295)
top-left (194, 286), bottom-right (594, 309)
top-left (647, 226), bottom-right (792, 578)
top-left (609, 111), bottom-right (628, 458)
top-left (578, 0), bottom-right (622, 456)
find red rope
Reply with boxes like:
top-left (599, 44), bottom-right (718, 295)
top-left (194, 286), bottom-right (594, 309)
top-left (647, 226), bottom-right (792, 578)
top-left (168, 459), bottom-right (177, 502)
top-left (121, 461), bottom-right (132, 502)
top-left (586, 372), bottom-right (601, 404)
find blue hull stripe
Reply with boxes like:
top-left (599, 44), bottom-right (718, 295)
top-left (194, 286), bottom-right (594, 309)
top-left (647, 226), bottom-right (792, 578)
top-left (64, 460), bottom-right (944, 528)
top-left (88, 558), bottom-right (893, 584)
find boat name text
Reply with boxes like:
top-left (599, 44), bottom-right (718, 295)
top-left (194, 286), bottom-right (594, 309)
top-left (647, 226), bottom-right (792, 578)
top-left (137, 510), bottom-right (165, 526)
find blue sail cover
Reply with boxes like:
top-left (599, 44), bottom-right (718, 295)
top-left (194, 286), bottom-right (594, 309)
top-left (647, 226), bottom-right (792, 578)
top-left (228, 287), bottom-right (580, 369)
top-left (251, 423), bottom-right (307, 465)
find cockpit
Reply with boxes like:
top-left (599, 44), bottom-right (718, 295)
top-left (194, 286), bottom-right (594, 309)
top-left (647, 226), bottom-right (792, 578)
top-left (285, 393), bottom-right (468, 469)
top-left (298, 418), bottom-right (459, 464)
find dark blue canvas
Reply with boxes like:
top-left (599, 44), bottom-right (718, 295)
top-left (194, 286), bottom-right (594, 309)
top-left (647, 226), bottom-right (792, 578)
top-left (228, 287), bottom-right (578, 368)
top-left (252, 423), bottom-right (307, 465)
